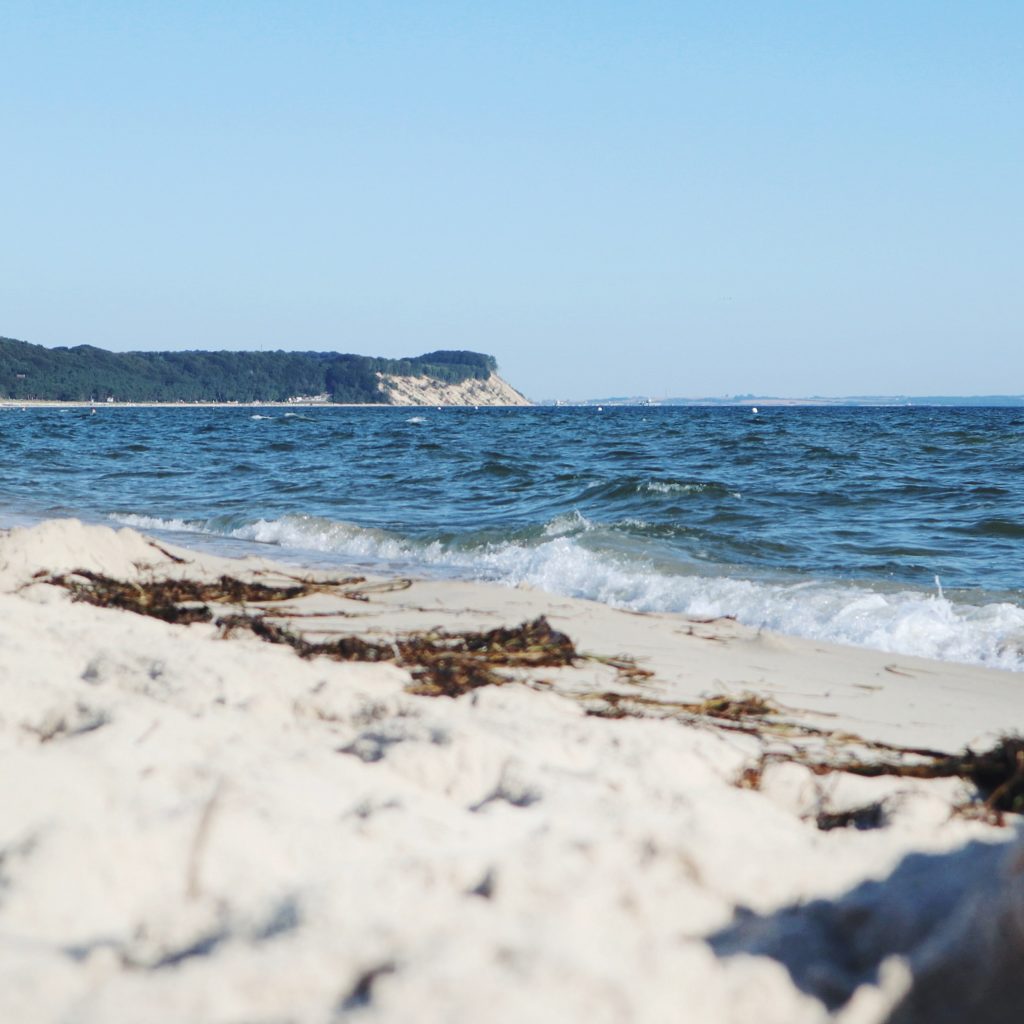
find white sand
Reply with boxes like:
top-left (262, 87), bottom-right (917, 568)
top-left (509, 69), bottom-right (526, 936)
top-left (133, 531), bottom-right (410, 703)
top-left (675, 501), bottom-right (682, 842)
top-left (0, 520), bottom-right (1020, 1023)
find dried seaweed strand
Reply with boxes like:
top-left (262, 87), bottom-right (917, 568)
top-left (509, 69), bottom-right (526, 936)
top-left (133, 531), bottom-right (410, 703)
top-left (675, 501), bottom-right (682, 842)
top-left (578, 688), bottom-right (1023, 819)
top-left (218, 613), bottom-right (577, 697)
top-left (42, 569), bottom-right (371, 623)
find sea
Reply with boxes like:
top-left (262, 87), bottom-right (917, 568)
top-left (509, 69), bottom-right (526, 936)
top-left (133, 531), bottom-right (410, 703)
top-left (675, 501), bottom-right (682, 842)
top-left (2, 403), bottom-right (1023, 671)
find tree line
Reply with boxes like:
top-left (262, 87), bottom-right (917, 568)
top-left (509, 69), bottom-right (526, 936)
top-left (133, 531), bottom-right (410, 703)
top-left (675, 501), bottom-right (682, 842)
top-left (0, 337), bottom-right (497, 403)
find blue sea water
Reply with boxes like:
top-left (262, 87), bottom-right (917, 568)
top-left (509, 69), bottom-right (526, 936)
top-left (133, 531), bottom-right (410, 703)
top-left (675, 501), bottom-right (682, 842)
top-left (2, 403), bottom-right (1023, 670)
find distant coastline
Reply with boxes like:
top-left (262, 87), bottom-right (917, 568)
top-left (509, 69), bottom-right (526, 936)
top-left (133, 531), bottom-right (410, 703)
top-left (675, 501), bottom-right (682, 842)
top-left (546, 394), bottom-right (1024, 408)
top-left (0, 335), bottom-right (530, 407)
top-left (0, 387), bottom-right (531, 410)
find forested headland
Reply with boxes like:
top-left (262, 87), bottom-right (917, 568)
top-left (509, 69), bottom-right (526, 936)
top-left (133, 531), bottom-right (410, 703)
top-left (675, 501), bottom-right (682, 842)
top-left (0, 336), bottom-right (498, 403)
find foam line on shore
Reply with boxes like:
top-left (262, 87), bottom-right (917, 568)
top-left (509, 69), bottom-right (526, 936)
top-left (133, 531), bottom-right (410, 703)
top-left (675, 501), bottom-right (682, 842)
top-left (109, 511), bottom-right (1024, 671)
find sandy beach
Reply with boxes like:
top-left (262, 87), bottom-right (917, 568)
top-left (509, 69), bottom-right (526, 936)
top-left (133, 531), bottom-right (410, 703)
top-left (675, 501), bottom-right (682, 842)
top-left (0, 519), bottom-right (1021, 1023)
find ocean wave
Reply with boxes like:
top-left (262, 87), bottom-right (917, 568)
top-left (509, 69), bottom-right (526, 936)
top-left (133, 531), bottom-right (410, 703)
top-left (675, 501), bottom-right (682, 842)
top-left (965, 518), bottom-right (1024, 539)
top-left (231, 515), bottom-right (438, 562)
top-left (569, 477), bottom-right (743, 505)
top-left (112, 513), bottom-right (211, 534)
top-left (641, 480), bottom-right (742, 499)
top-left (106, 511), bottom-right (1024, 671)
top-left (542, 510), bottom-right (593, 537)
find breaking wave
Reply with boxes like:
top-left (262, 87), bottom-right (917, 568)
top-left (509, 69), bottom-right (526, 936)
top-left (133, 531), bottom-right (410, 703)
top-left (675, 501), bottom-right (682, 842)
top-left (108, 511), bottom-right (1024, 671)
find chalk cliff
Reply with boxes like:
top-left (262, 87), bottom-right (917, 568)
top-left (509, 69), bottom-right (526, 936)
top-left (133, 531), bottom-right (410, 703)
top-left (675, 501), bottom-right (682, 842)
top-left (377, 371), bottom-right (531, 406)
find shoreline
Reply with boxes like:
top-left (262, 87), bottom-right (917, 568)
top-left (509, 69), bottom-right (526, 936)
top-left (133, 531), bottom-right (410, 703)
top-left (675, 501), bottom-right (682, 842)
top-left (5, 501), bottom-right (1024, 675)
top-left (0, 371), bottom-right (531, 410)
top-left (0, 519), bottom-right (1021, 1021)
top-left (0, 399), bottom-right (528, 409)
top-left (66, 512), bottom-right (1024, 677)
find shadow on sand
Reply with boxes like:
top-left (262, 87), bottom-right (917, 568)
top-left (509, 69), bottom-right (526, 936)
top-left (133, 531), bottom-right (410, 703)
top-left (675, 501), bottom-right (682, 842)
top-left (707, 830), bottom-right (1024, 1022)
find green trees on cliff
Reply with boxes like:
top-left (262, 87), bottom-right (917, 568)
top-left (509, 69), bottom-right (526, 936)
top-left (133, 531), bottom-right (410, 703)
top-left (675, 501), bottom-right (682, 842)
top-left (0, 337), bottom-right (497, 403)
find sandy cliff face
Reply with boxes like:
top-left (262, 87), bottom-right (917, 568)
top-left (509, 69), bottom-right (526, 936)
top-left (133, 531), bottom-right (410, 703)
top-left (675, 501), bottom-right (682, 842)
top-left (377, 372), bottom-right (530, 406)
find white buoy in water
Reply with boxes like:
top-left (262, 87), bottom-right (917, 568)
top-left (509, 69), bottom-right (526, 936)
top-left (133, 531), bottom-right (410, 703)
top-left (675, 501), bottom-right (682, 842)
top-left (751, 407), bottom-right (758, 415)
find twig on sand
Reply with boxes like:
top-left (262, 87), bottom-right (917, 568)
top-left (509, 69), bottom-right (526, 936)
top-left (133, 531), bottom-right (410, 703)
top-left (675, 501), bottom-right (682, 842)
top-left (186, 782), bottom-right (224, 901)
top-left (144, 540), bottom-right (188, 565)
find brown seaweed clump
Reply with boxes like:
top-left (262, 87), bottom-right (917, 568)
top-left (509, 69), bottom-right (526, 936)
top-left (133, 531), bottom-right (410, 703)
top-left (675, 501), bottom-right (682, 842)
top-left (39, 569), bottom-right (368, 624)
top-left (694, 693), bottom-right (778, 721)
top-left (814, 735), bottom-right (1024, 819)
top-left (815, 802), bottom-right (887, 832)
top-left (218, 613), bottom-right (578, 697)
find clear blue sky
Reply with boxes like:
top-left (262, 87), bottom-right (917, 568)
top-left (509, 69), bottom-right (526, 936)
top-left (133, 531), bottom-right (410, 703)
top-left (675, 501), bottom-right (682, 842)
top-left (2, 1), bottom-right (1020, 399)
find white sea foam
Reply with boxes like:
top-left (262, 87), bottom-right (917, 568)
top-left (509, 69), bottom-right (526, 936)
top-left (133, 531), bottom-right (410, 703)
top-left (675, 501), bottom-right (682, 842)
top-left (106, 512), bottom-right (1024, 671)
top-left (230, 515), bottom-right (441, 562)
top-left (112, 513), bottom-right (209, 534)
top-left (642, 481), bottom-right (742, 499)
top-left (543, 510), bottom-right (593, 536)
top-left (458, 539), bottom-right (1024, 670)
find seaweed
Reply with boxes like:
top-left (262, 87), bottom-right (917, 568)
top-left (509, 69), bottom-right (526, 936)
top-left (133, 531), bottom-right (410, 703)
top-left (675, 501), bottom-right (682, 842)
top-left (41, 569), bottom-right (369, 624)
top-left (580, 687), bottom-right (1023, 823)
top-left (735, 759), bottom-right (767, 791)
top-left (694, 693), bottom-right (778, 720)
top-left (584, 689), bottom-right (778, 724)
top-left (218, 613), bottom-right (578, 697)
top-left (403, 617), bottom-right (577, 696)
top-left (42, 569), bottom-right (578, 696)
top-left (42, 570), bottom-right (215, 624)
top-left (583, 654), bottom-right (655, 683)
top-left (804, 735), bottom-right (1024, 819)
top-left (728, 736), bottom-right (1024, 825)
top-left (815, 802), bottom-right (887, 832)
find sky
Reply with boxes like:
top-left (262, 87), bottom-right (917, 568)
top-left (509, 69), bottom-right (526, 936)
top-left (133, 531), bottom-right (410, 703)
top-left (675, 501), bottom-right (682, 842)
top-left (1, 1), bottom-right (1021, 400)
